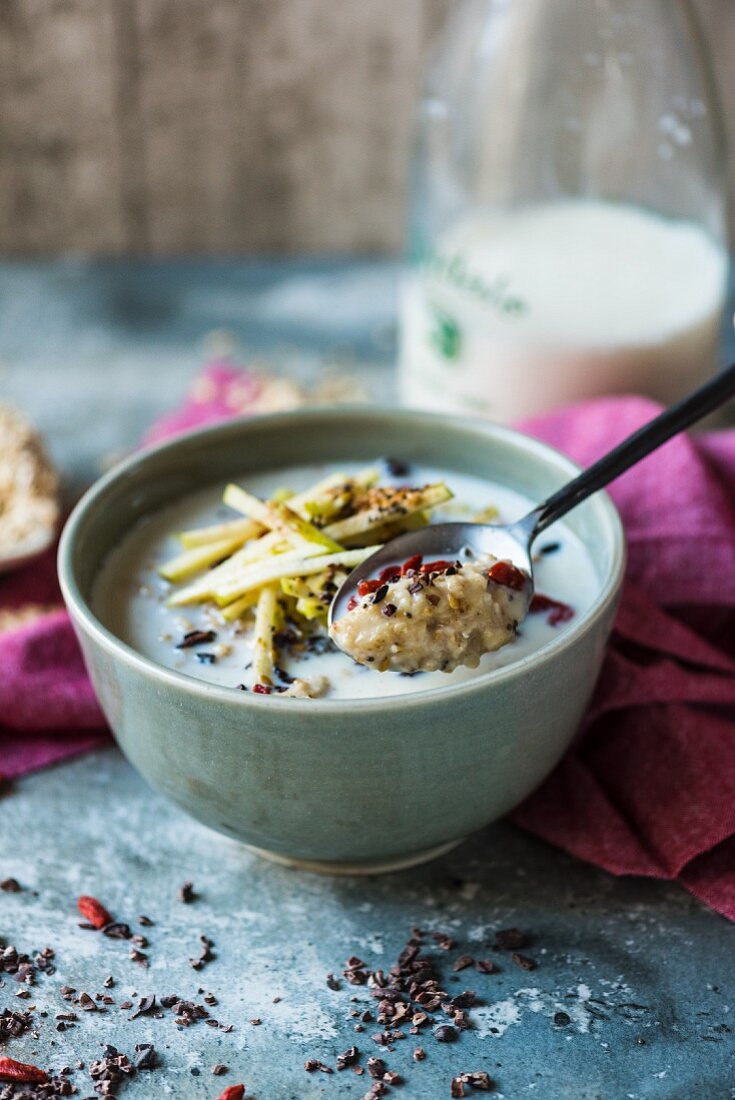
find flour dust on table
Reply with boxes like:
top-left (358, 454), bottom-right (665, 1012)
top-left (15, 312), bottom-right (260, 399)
top-left (92, 461), bottom-right (600, 700)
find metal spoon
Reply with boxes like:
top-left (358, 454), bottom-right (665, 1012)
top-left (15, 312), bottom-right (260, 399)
top-left (329, 362), bottom-right (735, 631)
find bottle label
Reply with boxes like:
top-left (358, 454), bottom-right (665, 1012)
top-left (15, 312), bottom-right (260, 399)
top-left (399, 259), bottom-right (530, 419)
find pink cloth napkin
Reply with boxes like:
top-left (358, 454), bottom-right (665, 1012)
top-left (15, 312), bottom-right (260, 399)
top-left (2, 362), bottom-right (735, 919)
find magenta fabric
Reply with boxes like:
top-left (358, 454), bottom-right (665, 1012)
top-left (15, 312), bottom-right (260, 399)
top-left (2, 365), bottom-right (735, 919)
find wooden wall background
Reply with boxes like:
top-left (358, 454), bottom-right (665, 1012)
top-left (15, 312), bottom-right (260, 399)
top-left (0, 0), bottom-right (732, 256)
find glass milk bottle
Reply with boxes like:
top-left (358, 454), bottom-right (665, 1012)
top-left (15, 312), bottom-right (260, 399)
top-left (399, 0), bottom-right (729, 422)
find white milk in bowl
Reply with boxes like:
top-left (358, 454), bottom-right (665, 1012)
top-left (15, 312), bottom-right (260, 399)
top-left (92, 462), bottom-right (601, 702)
top-left (399, 199), bottom-right (728, 422)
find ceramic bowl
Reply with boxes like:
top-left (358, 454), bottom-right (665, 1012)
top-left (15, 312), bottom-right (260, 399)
top-left (58, 407), bottom-right (625, 874)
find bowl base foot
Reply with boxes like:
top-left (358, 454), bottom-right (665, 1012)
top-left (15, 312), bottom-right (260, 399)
top-left (242, 837), bottom-right (465, 876)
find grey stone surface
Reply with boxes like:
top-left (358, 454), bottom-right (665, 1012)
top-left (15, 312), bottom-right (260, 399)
top-left (1, 259), bottom-right (734, 1098)
top-left (2, 750), bottom-right (734, 1099)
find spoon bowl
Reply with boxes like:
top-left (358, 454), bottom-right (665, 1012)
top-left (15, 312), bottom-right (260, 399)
top-left (328, 519), bottom-right (534, 629)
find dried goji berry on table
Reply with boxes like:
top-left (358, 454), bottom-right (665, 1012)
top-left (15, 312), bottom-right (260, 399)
top-left (77, 895), bottom-right (113, 929)
top-left (216, 1086), bottom-right (245, 1100)
top-left (0, 1056), bottom-right (48, 1083)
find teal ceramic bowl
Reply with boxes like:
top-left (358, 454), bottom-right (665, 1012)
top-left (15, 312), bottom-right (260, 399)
top-left (58, 408), bottom-right (624, 874)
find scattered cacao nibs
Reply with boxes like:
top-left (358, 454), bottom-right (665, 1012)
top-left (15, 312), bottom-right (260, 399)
top-left (103, 976), bottom-right (115, 989)
top-left (129, 995), bottom-right (156, 1020)
top-left (511, 953), bottom-right (536, 971)
top-left (102, 922), bottom-right (132, 940)
top-left (494, 928), bottom-right (528, 951)
top-left (249, 1018), bottom-right (261, 1026)
top-left (384, 1070), bottom-right (402, 1085)
top-left (475, 959), bottom-right (498, 974)
top-left (336, 1046), bottom-right (359, 1071)
top-left (452, 955), bottom-right (475, 972)
top-left (119, 1001), bottom-right (133, 1011)
top-left (371, 585), bottom-right (389, 606)
top-left (304, 1059), bottom-right (332, 1074)
top-left (134, 1043), bottom-right (158, 1071)
top-left (362, 1083), bottom-right (388, 1099)
top-left (326, 973), bottom-right (341, 991)
top-left (129, 948), bottom-right (149, 966)
top-left (367, 1057), bottom-right (387, 1079)
top-left (138, 915), bottom-right (154, 927)
top-left (451, 1071), bottom-right (495, 1096)
top-left (189, 934), bottom-right (215, 970)
top-left (381, 603), bottom-right (397, 618)
top-left (384, 457), bottom-right (410, 477)
top-left (433, 1024), bottom-right (458, 1043)
top-left (431, 932), bottom-right (456, 951)
top-left (413, 1047), bottom-right (426, 1062)
top-left (0, 879), bottom-right (22, 893)
top-left (212, 1064), bottom-right (228, 1076)
top-left (77, 993), bottom-right (97, 1013)
top-left (0, 1008), bottom-right (34, 1041)
top-left (176, 629), bottom-right (217, 649)
top-left (178, 881), bottom-right (197, 904)
top-left (88, 1045), bottom-right (136, 1095)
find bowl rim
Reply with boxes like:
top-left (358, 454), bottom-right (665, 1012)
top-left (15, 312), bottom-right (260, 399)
top-left (58, 405), bottom-right (626, 715)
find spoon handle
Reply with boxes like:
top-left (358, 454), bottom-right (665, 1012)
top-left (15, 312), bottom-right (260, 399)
top-left (528, 361), bottom-right (735, 537)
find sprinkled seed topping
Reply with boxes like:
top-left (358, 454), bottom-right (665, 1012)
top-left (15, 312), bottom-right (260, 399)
top-left (176, 629), bottom-right (217, 649)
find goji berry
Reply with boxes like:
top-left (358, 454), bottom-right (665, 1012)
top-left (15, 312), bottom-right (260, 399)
top-left (216, 1086), bottom-right (245, 1100)
top-left (486, 561), bottom-right (527, 590)
top-left (0, 1056), bottom-right (48, 1084)
top-left (420, 559), bottom-right (454, 574)
top-left (77, 895), bottom-right (113, 929)
top-left (400, 554), bottom-right (423, 575)
top-left (377, 565), bottom-right (400, 584)
top-left (529, 593), bottom-right (574, 625)
top-left (358, 578), bottom-right (382, 597)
